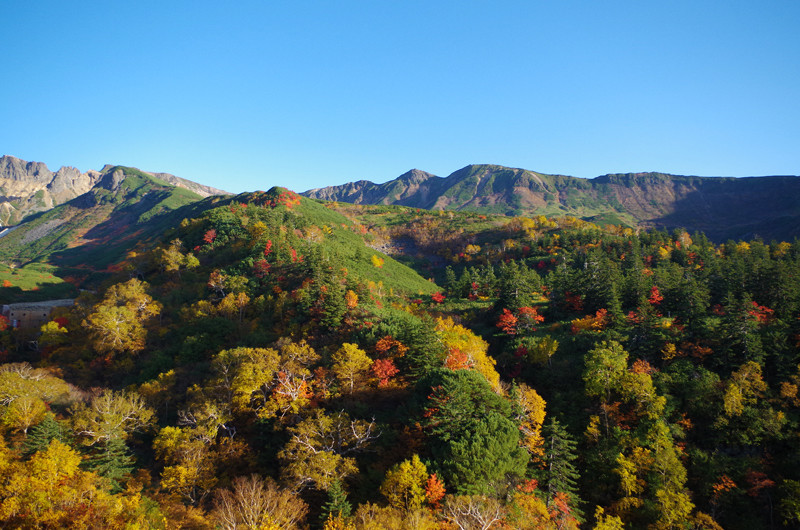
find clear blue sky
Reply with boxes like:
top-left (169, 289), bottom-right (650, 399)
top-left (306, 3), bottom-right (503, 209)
top-left (2, 1), bottom-right (799, 193)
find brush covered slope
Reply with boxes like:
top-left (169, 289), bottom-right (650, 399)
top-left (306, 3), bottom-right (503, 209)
top-left (0, 155), bottom-right (227, 226)
top-left (1, 194), bottom-right (799, 529)
top-left (304, 164), bottom-right (800, 242)
top-left (0, 166), bottom-right (207, 272)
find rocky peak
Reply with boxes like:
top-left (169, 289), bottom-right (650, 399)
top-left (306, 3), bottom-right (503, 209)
top-left (0, 155), bottom-right (54, 183)
top-left (0, 155), bottom-right (227, 226)
top-left (397, 169), bottom-right (438, 184)
top-left (97, 168), bottom-right (127, 191)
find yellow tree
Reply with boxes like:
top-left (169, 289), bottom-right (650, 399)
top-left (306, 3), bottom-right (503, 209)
top-left (82, 278), bottom-right (161, 356)
top-left (214, 342), bottom-right (318, 421)
top-left (442, 495), bottom-right (507, 530)
top-left (352, 502), bottom-right (439, 529)
top-left (210, 347), bottom-right (281, 417)
top-left (217, 292), bottom-right (250, 323)
top-left (155, 238), bottom-right (188, 277)
top-left (3, 395), bottom-right (47, 435)
top-left (71, 389), bottom-right (154, 445)
top-left (211, 474), bottom-right (309, 530)
top-left (278, 410), bottom-right (378, 491)
top-left (0, 439), bottom-right (161, 528)
top-left (514, 383), bottom-right (547, 461)
top-left (38, 320), bottom-right (68, 352)
top-left (528, 335), bottom-right (559, 367)
top-left (153, 425), bottom-right (218, 505)
top-left (594, 506), bottom-right (625, 530)
top-left (505, 481), bottom-right (556, 529)
top-left (345, 290), bottom-right (358, 310)
top-left (0, 363), bottom-right (71, 435)
top-left (380, 454), bottom-right (429, 511)
top-left (435, 317), bottom-right (501, 392)
top-left (331, 343), bottom-right (373, 393)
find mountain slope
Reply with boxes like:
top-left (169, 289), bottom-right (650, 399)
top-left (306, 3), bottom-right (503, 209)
top-left (0, 166), bottom-right (207, 269)
top-left (0, 155), bottom-right (228, 225)
top-left (303, 164), bottom-right (800, 241)
top-left (305, 169), bottom-right (441, 206)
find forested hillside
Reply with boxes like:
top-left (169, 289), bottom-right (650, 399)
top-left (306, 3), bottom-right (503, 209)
top-left (1, 188), bottom-right (799, 529)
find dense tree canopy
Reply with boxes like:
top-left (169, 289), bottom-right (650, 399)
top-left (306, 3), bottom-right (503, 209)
top-left (0, 191), bottom-right (798, 528)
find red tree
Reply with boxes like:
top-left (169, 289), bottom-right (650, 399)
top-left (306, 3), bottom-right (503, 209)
top-left (425, 474), bottom-right (446, 509)
top-left (496, 308), bottom-right (518, 335)
top-left (517, 306), bottom-right (544, 332)
top-left (371, 358), bottom-right (399, 387)
top-left (203, 229), bottom-right (217, 245)
top-left (648, 285), bottom-right (664, 305)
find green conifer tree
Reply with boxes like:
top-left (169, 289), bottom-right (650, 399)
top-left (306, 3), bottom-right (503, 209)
top-left (22, 413), bottom-right (71, 456)
top-left (539, 416), bottom-right (582, 519)
top-left (320, 479), bottom-right (352, 521)
top-left (83, 437), bottom-right (135, 493)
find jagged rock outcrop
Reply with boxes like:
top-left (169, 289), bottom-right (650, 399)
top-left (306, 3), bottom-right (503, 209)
top-left (0, 156), bottom-right (227, 226)
top-left (0, 156), bottom-right (103, 225)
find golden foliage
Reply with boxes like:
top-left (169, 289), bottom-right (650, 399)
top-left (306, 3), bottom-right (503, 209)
top-left (435, 317), bottom-right (501, 392)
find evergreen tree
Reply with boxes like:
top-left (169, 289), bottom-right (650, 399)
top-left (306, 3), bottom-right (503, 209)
top-left (395, 314), bottom-right (448, 379)
top-left (22, 413), bottom-right (71, 456)
top-left (581, 250), bottom-right (621, 314)
top-left (442, 411), bottom-right (529, 496)
top-left (417, 369), bottom-right (527, 494)
top-left (320, 480), bottom-right (352, 521)
top-left (320, 278), bottom-right (347, 331)
top-left (606, 280), bottom-right (625, 329)
top-left (444, 266), bottom-right (458, 297)
top-left (497, 260), bottom-right (541, 311)
top-left (83, 437), bottom-right (135, 493)
top-left (717, 292), bottom-right (766, 369)
top-left (481, 264), bottom-right (497, 295)
top-left (539, 417), bottom-right (582, 518)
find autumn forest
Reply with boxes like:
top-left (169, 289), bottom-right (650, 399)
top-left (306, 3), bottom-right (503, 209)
top-left (1, 186), bottom-right (800, 529)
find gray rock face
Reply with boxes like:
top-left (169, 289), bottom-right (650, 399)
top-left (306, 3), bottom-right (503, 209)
top-left (98, 169), bottom-right (127, 191)
top-left (0, 155), bottom-right (229, 226)
top-left (0, 156), bottom-right (53, 183)
top-left (0, 155), bottom-right (101, 225)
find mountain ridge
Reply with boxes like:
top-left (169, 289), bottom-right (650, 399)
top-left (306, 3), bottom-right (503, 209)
top-left (303, 164), bottom-right (800, 241)
top-left (0, 165), bottom-right (210, 271)
top-left (0, 155), bottom-right (228, 226)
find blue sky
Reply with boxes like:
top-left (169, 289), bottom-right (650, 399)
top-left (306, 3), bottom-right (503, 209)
top-left (2, 1), bottom-right (798, 193)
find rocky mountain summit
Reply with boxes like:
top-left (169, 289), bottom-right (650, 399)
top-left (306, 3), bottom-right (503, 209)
top-left (0, 155), bottom-right (227, 226)
top-left (303, 164), bottom-right (800, 242)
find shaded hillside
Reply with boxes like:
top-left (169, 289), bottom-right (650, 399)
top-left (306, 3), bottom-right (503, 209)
top-left (0, 166), bottom-right (206, 271)
top-left (303, 164), bottom-right (800, 241)
top-left (0, 155), bottom-right (228, 225)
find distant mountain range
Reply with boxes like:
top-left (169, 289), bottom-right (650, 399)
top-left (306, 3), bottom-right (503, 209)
top-left (3, 156), bottom-right (800, 245)
top-left (0, 155), bottom-right (227, 226)
top-left (303, 164), bottom-right (800, 242)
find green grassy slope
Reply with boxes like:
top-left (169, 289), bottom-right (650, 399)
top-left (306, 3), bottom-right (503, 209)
top-left (0, 167), bottom-right (204, 273)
